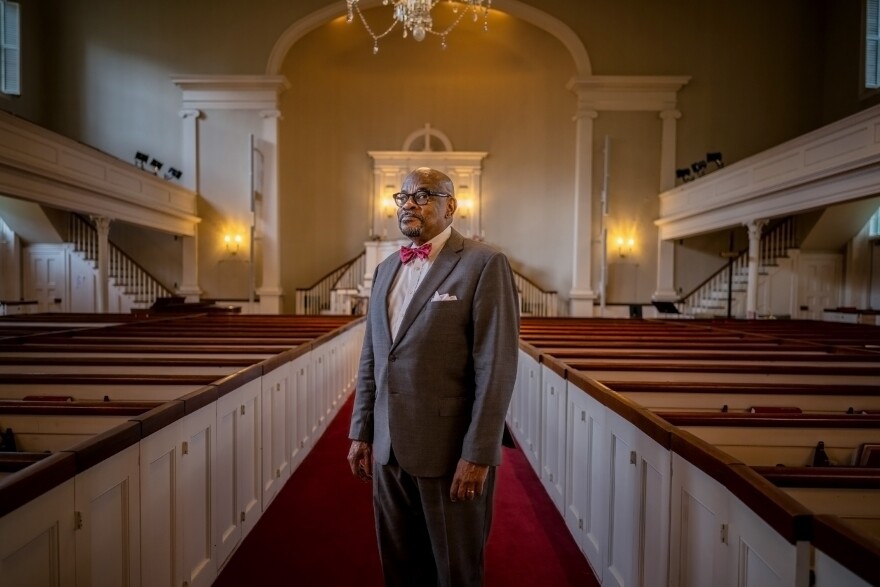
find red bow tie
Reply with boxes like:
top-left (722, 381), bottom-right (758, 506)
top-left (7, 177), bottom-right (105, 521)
top-left (400, 243), bottom-right (432, 264)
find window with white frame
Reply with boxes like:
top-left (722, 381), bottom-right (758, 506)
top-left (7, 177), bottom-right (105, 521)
top-left (0, 0), bottom-right (19, 96)
top-left (870, 207), bottom-right (880, 239)
top-left (868, 0), bottom-right (880, 88)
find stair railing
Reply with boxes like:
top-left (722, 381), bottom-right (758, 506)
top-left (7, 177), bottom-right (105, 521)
top-left (70, 214), bottom-right (173, 306)
top-left (294, 248), bottom-right (557, 317)
top-left (679, 217), bottom-right (796, 316)
top-left (295, 251), bottom-right (366, 315)
top-left (513, 271), bottom-right (558, 317)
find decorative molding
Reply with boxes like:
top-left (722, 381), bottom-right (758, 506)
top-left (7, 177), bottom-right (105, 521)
top-left (367, 149), bottom-right (488, 242)
top-left (170, 75), bottom-right (291, 111)
top-left (745, 218), bottom-right (769, 241)
top-left (657, 104), bottom-right (880, 240)
top-left (573, 109), bottom-right (599, 122)
top-left (0, 111), bottom-right (199, 236)
top-left (366, 151), bottom-right (488, 167)
top-left (402, 124), bottom-right (454, 152)
top-left (567, 76), bottom-right (691, 112)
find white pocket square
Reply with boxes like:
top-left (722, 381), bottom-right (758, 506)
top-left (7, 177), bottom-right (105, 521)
top-left (431, 291), bottom-right (458, 301)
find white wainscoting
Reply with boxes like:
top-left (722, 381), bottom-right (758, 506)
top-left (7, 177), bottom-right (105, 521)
top-left (0, 321), bottom-right (364, 586)
top-left (506, 350), bottom-right (828, 587)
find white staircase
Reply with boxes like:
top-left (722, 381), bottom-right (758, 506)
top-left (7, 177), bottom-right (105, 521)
top-left (70, 214), bottom-right (173, 310)
top-left (295, 248), bottom-right (558, 317)
top-left (679, 218), bottom-right (796, 318)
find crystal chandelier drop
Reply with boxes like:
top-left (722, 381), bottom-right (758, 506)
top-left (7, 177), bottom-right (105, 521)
top-left (346, 0), bottom-right (491, 54)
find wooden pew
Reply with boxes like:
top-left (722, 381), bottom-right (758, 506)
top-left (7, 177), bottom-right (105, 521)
top-left (0, 398), bottom-right (162, 458)
top-left (579, 380), bottom-right (880, 413)
top-left (514, 316), bottom-right (880, 586)
top-left (0, 312), bottom-right (365, 587)
top-left (654, 408), bottom-right (880, 470)
top-left (812, 514), bottom-right (880, 586)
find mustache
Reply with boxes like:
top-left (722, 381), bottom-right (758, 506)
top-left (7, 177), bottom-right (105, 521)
top-left (399, 212), bottom-right (424, 222)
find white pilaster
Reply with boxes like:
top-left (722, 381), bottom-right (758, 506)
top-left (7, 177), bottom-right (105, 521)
top-left (177, 234), bottom-right (201, 302)
top-left (91, 216), bottom-right (111, 313)
top-left (569, 108), bottom-right (599, 317)
top-left (654, 109), bottom-right (682, 301)
top-left (179, 110), bottom-right (201, 193)
top-left (172, 75), bottom-right (290, 314)
top-left (256, 109), bottom-right (283, 314)
top-left (566, 76), bottom-right (690, 316)
top-left (176, 109), bottom-right (202, 301)
top-left (745, 219), bottom-right (768, 319)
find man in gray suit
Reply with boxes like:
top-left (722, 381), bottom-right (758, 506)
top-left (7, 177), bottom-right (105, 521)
top-left (347, 167), bottom-right (519, 587)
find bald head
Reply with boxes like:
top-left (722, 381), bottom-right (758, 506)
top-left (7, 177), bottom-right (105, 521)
top-left (403, 167), bottom-right (455, 198)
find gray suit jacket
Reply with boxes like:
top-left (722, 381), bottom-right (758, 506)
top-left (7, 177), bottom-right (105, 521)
top-left (349, 228), bottom-right (520, 477)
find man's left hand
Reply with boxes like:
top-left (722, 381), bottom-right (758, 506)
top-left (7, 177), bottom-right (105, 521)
top-left (450, 458), bottom-right (489, 502)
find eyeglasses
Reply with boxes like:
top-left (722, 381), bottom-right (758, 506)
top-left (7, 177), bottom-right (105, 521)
top-left (392, 189), bottom-right (451, 207)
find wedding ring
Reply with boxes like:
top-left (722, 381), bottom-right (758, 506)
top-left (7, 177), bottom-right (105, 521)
top-left (467, 490), bottom-right (475, 496)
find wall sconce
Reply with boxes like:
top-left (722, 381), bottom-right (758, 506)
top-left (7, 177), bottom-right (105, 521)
top-left (164, 167), bottom-right (182, 181)
top-left (707, 152), bottom-right (724, 168)
top-left (134, 152), bottom-right (149, 170)
top-left (616, 236), bottom-right (634, 258)
top-left (224, 234), bottom-right (243, 255)
top-left (457, 197), bottom-right (473, 219)
top-left (381, 199), bottom-right (396, 218)
top-left (149, 159), bottom-right (163, 175)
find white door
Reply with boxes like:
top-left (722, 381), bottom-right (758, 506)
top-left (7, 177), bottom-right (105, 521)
top-left (669, 454), bottom-right (729, 587)
top-left (541, 366), bottom-right (566, 512)
top-left (140, 422), bottom-right (183, 587)
top-left (74, 444), bottom-right (141, 587)
top-left (798, 254), bottom-right (841, 320)
top-left (566, 388), bottom-right (608, 575)
top-left (180, 404), bottom-right (218, 587)
top-left (24, 244), bottom-right (68, 312)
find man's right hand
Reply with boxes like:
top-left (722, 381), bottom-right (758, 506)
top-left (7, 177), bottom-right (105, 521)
top-left (347, 440), bottom-right (373, 481)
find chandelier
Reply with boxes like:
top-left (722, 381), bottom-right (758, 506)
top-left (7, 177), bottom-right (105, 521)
top-left (346, 0), bottom-right (491, 54)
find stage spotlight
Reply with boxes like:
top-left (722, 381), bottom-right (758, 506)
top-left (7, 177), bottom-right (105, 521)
top-left (676, 168), bottom-right (693, 183)
top-left (149, 159), bottom-right (163, 175)
top-left (134, 152), bottom-right (149, 169)
top-left (164, 167), bottom-right (182, 181)
top-left (691, 160), bottom-right (707, 177)
top-left (707, 152), bottom-right (724, 168)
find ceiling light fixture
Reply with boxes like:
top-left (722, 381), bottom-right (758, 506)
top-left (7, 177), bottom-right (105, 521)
top-left (346, 0), bottom-right (491, 54)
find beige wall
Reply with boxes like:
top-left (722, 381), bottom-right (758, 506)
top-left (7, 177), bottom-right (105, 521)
top-left (280, 8), bottom-right (577, 306)
top-left (6, 0), bottom-right (872, 311)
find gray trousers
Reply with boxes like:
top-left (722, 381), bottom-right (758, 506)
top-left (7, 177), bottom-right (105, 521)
top-left (373, 452), bottom-right (497, 587)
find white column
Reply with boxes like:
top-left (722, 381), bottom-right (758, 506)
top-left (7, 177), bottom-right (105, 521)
top-left (91, 216), bottom-right (111, 313)
top-left (745, 219), bottom-right (768, 319)
top-left (256, 109), bottom-right (283, 314)
top-left (654, 109), bottom-right (682, 301)
top-left (569, 108), bottom-right (599, 316)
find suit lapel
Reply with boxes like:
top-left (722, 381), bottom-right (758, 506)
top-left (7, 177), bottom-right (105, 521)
top-left (391, 229), bottom-right (464, 350)
top-left (373, 256), bottom-right (401, 345)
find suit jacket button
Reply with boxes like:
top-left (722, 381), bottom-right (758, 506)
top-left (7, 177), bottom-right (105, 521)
top-left (389, 355), bottom-right (396, 362)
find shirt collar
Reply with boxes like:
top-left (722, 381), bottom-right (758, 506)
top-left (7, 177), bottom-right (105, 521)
top-left (422, 225), bottom-right (452, 261)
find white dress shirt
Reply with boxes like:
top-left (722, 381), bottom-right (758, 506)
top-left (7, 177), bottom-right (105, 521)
top-left (388, 225), bottom-right (452, 341)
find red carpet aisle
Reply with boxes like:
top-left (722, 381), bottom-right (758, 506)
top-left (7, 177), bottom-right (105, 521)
top-left (215, 396), bottom-right (599, 586)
